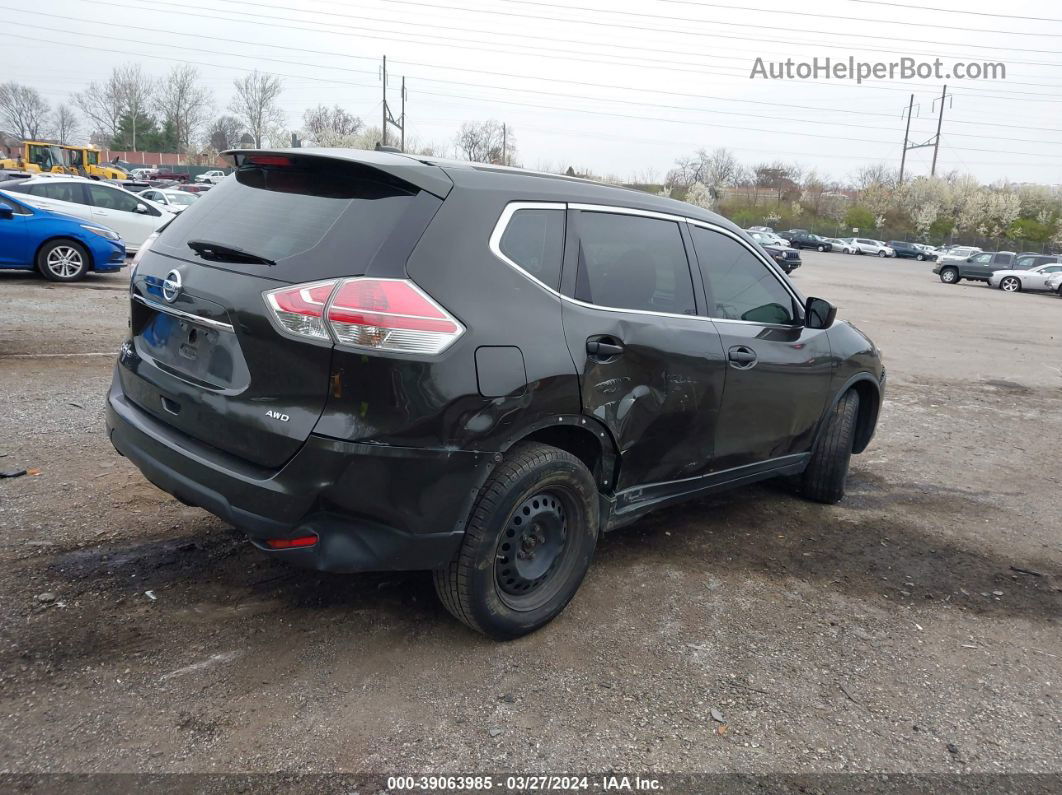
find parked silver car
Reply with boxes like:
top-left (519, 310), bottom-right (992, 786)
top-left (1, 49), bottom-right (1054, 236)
top-left (989, 258), bottom-right (1062, 292)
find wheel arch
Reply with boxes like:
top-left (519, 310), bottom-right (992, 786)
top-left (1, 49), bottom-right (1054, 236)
top-left (34, 235), bottom-right (95, 272)
top-left (815, 373), bottom-right (882, 456)
top-left (501, 416), bottom-right (620, 494)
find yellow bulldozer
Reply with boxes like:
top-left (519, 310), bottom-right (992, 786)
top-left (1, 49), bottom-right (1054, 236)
top-left (0, 141), bottom-right (72, 174)
top-left (62, 145), bottom-right (128, 180)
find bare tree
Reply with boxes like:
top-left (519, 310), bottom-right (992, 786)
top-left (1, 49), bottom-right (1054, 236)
top-left (52, 104), bottom-right (79, 144)
top-left (454, 119), bottom-right (512, 164)
top-left (207, 115), bottom-right (244, 152)
top-left (0, 83), bottom-right (50, 140)
top-left (156, 65), bottom-right (213, 153)
top-left (229, 71), bottom-right (284, 148)
top-left (114, 64), bottom-right (155, 151)
top-left (302, 104), bottom-right (363, 145)
top-left (75, 74), bottom-right (124, 145)
top-left (75, 64), bottom-right (155, 150)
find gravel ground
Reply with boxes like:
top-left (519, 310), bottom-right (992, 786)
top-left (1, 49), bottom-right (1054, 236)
top-left (0, 255), bottom-right (1059, 777)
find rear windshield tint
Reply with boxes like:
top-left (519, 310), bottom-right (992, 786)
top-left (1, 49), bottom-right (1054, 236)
top-left (153, 157), bottom-right (421, 276)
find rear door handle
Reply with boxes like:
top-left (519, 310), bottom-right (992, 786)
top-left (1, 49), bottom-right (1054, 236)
top-left (586, 336), bottom-right (624, 360)
top-left (727, 345), bottom-right (758, 368)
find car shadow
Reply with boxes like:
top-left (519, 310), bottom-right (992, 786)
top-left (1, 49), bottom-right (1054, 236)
top-left (43, 468), bottom-right (1060, 634)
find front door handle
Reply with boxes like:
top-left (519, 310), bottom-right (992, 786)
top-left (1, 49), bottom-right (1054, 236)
top-left (586, 336), bottom-right (624, 360)
top-left (727, 345), bottom-right (758, 368)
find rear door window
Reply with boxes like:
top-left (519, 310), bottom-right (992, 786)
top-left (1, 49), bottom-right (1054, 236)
top-left (498, 208), bottom-right (565, 290)
top-left (574, 211), bottom-right (696, 315)
top-left (153, 157), bottom-right (425, 280)
top-left (38, 182), bottom-right (87, 205)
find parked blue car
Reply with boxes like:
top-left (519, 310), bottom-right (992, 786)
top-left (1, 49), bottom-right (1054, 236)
top-left (0, 189), bottom-right (126, 281)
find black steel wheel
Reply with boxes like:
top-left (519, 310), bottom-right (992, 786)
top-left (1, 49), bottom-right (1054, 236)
top-left (434, 442), bottom-right (599, 639)
top-left (494, 491), bottom-right (570, 608)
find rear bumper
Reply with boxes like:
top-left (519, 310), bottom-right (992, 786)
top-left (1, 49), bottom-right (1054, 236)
top-left (106, 370), bottom-right (482, 572)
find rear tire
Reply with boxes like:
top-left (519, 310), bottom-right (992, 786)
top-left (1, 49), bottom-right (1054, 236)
top-left (37, 239), bottom-right (89, 282)
top-left (939, 267), bottom-right (959, 284)
top-left (1000, 276), bottom-right (1021, 292)
top-left (801, 389), bottom-right (860, 505)
top-left (434, 442), bottom-right (599, 639)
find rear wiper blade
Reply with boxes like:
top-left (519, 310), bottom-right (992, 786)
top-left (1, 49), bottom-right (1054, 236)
top-left (187, 239), bottom-right (275, 266)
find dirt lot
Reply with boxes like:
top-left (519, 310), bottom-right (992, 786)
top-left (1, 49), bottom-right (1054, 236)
top-left (0, 253), bottom-right (1059, 777)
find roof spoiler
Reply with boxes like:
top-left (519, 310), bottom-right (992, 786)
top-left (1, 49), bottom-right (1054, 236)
top-left (222, 148), bottom-right (453, 199)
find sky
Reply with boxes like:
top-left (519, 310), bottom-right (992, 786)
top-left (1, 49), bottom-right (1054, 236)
top-left (4, 0), bottom-right (1062, 185)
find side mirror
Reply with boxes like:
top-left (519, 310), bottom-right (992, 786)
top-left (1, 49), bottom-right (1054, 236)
top-left (0, 204), bottom-right (14, 219)
top-left (135, 203), bottom-right (149, 214)
top-left (804, 297), bottom-right (836, 329)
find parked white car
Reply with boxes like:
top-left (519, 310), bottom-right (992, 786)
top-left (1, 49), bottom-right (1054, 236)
top-left (746, 230), bottom-right (789, 247)
top-left (1045, 272), bottom-right (1062, 295)
top-left (139, 188), bottom-right (199, 213)
top-left (3, 176), bottom-right (170, 251)
top-left (850, 238), bottom-right (895, 257)
top-left (129, 168), bottom-right (156, 180)
top-left (195, 169), bottom-right (227, 184)
top-left (988, 259), bottom-right (1062, 292)
top-left (938, 245), bottom-right (982, 263)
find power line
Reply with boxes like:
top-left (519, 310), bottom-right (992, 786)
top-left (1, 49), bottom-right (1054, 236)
top-left (180, 0), bottom-right (1062, 93)
top-left (100, 0), bottom-right (1062, 94)
top-left (383, 0), bottom-right (1062, 60)
top-left (658, 0), bottom-right (1060, 37)
top-left (849, 0), bottom-right (1062, 23)
top-left (16, 14), bottom-right (1062, 150)
top-left (53, 0), bottom-right (1062, 106)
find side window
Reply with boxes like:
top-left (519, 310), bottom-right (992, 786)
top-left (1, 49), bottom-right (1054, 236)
top-left (575, 211), bottom-right (695, 315)
top-left (88, 184), bottom-right (139, 213)
top-left (1043, 266), bottom-right (1062, 273)
top-left (691, 227), bottom-right (796, 326)
top-left (971, 253), bottom-right (992, 264)
top-left (41, 183), bottom-right (85, 204)
top-left (994, 253), bottom-right (1014, 265)
top-left (498, 208), bottom-right (565, 290)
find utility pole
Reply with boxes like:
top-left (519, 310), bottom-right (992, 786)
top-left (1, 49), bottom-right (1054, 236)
top-left (899, 94), bottom-right (914, 185)
top-left (931, 84), bottom-right (948, 177)
top-left (897, 89), bottom-right (949, 181)
top-left (379, 55), bottom-right (407, 151)
top-left (502, 123), bottom-right (507, 166)
top-left (381, 55), bottom-right (388, 148)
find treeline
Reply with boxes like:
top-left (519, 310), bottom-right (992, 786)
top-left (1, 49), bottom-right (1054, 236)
top-left (0, 65), bottom-right (513, 164)
top-left (663, 148), bottom-right (1062, 248)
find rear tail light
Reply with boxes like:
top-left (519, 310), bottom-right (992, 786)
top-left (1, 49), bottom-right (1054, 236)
top-left (264, 280), bottom-right (338, 340)
top-left (263, 277), bottom-right (463, 355)
top-left (326, 278), bottom-right (463, 355)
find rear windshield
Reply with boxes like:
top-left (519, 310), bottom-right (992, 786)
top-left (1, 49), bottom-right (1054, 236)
top-left (153, 157), bottom-right (421, 278)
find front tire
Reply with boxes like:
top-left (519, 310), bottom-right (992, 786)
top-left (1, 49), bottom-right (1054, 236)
top-left (877, 250), bottom-right (887, 258)
top-left (801, 389), bottom-right (860, 504)
top-left (939, 267), bottom-right (959, 284)
top-left (1000, 276), bottom-right (1021, 292)
top-left (916, 253), bottom-right (925, 261)
top-left (817, 245), bottom-right (825, 252)
top-left (37, 239), bottom-right (89, 281)
top-left (434, 442), bottom-right (599, 639)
